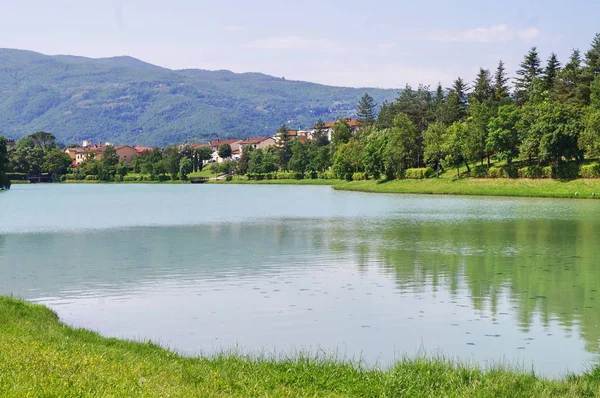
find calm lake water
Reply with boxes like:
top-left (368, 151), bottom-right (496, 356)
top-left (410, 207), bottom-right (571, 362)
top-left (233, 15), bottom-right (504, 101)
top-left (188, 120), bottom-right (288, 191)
top-left (2, 184), bottom-right (600, 376)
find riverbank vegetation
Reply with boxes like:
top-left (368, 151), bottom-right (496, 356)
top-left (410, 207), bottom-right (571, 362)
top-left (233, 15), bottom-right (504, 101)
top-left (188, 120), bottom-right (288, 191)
top-left (2, 296), bottom-right (600, 397)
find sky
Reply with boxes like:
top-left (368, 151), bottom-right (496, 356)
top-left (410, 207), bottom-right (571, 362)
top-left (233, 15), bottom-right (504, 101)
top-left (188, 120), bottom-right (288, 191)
top-left (1, 0), bottom-right (600, 89)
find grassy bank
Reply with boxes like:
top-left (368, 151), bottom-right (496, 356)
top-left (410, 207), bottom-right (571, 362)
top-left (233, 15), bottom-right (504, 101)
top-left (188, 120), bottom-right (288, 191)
top-left (2, 297), bottom-right (600, 397)
top-left (213, 177), bottom-right (600, 199)
top-left (333, 178), bottom-right (600, 199)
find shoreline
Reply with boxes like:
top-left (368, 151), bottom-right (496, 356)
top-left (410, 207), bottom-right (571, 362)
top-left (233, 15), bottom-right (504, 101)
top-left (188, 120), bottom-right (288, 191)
top-left (14, 177), bottom-right (600, 200)
top-left (209, 177), bottom-right (600, 200)
top-left (2, 296), bottom-right (600, 396)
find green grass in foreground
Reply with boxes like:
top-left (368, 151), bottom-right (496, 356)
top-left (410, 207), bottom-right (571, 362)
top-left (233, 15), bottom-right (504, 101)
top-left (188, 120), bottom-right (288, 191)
top-left (2, 297), bottom-right (600, 397)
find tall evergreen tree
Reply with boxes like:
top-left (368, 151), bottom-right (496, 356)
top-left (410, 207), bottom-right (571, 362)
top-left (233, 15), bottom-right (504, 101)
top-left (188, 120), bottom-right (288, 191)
top-left (493, 60), bottom-right (510, 101)
top-left (356, 93), bottom-right (377, 124)
top-left (430, 83), bottom-right (446, 123)
top-left (554, 49), bottom-right (587, 105)
top-left (542, 52), bottom-right (561, 93)
top-left (442, 77), bottom-right (469, 124)
top-left (514, 47), bottom-right (543, 104)
top-left (472, 68), bottom-right (493, 103)
top-left (584, 33), bottom-right (600, 77)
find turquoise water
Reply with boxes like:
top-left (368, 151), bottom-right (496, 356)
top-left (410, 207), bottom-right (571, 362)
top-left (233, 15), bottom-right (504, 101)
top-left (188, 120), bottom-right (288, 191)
top-left (2, 184), bottom-right (600, 376)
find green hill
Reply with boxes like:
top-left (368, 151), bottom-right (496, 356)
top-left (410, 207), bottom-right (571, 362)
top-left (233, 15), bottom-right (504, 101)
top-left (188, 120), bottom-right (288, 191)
top-left (0, 49), bottom-right (398, 146)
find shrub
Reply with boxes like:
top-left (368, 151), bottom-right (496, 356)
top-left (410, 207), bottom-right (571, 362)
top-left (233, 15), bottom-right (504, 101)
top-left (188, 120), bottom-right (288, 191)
top-left (542, 166), bottom-right (554, 179)
top-left (60, 175), bottom-right (67, 182)
top-left (488, 166), bottom-right (516, 178)
top-left (6, 172), bottom-right (27, 181)
top-left (352, 172), bottom-right (368, 181)
top-left (225, 175), bottom-right (233, 181)
top-left (114, 175), bottom-right (123, 182)
top-left (318, 171), bottom-right (336, 180)
top-left (123, 175), bottom-right (140, 182)
top-left (308, 171), bottom-right (318, 179)
top-left (554, 163), bottom-right (580, 180)
top-left (470, 165), bottom-right (488, 178)
top-left (84, 175), bottom-right (98, 181)
top-left (246, 173), bottom-right (264, 180)
top-left (275, 172), bottom-right (295, 180)
top-left (518, 166), bottom-right (544, 179)
top-left (579, 163), bottom-right (600, 179)
top-left (157, 175), bottom-right (171, 182)
top-left (64, 173), bottom-right (76, 180)
top-left (404, 168), bottom-right (432, 179)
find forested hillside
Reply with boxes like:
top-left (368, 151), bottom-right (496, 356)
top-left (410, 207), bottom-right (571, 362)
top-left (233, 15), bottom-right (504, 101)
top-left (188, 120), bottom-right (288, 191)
top-left (0, 49), bottom-right (397, 146)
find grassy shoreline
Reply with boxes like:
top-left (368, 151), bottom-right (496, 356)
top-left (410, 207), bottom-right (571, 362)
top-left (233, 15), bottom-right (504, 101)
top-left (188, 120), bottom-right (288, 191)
top-left (210, 177), bottom-right (600, 199)
top-left (16, 177), bottom-right (600, 200)
top-left (2, 296), bottom-right (600, 397)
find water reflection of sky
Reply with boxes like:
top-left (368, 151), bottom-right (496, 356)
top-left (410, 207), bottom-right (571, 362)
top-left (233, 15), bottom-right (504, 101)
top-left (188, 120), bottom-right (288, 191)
top-left (2, 184), bottom-right (600, 377)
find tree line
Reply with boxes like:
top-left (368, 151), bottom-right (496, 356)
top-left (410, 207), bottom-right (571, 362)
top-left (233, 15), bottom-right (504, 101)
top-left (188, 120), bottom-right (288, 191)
top-left (238, 34), bottom-right (600, 181)
top-left (3, 33), bottom-right (600, 185)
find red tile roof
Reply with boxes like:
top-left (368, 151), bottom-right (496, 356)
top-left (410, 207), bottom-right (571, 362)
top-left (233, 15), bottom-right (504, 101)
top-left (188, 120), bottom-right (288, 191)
top-left (238, 137), bottom-right (273, 145)
top-left (134, 146), bottom-right (153, 153)
top-left (209, 139), bottom-right (242, 147)
top-left (321, 118), bottom-right (361, 129)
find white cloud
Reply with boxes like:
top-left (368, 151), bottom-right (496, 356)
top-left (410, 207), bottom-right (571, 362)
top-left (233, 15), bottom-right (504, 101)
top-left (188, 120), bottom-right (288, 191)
top-left (427, 24), bottom-right (541, 43)
top-left (246, 36), bottom-right (343, 52)
top-left (517, 27), bottom-right (541, 42)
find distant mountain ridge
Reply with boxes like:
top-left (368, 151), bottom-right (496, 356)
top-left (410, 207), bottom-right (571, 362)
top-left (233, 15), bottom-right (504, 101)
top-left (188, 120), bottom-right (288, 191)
top-left (0, 48), bottom-right (399, 146)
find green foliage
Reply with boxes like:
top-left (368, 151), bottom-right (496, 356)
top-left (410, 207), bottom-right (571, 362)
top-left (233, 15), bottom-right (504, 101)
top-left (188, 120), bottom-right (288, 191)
top-left (351, 172), bottom-right (368, 181)
top-left (356, 93), bottom-right (377, 124)
top-left (383, 114), bottom-right (419, 179)
top-left (0, 136), bottom-right (10, 190)
top-left (579, 163), bottom-right (600, 178)
top-left (487, 105), bottom-right (520, 166)
top-left (404, 168), bottom-right (433, 179)
top-left (518, 166), bottom-right (545, 179)
top-left (331, 119), bottom-right (352, 146)
top-left (84, 175), bottom-right (98, 181)
top-left (179, 157), bottom-right (193, 180)
top-left (248, 148), bottom-right (277, 174)
top-left (579, 108), bottom-right (600, 158)
top-left (470, 165), bottom-right (488, 178)
top-left (514, 47), bottom-right (543, 104)
top-left (333, 141), bottom-right (364, 181)
top-left (488, 166), bottom-right (517, 179)
top-left (217, 143), bottom-right (232, 159)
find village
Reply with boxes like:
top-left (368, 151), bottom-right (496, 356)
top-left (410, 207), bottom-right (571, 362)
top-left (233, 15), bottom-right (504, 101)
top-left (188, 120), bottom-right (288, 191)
top-left (59, 118), bottom-right (361, 167)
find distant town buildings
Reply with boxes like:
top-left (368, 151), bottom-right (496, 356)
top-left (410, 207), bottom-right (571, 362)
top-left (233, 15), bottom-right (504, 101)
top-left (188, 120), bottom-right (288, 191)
top-left (58, 117), bottom-right (360, 166)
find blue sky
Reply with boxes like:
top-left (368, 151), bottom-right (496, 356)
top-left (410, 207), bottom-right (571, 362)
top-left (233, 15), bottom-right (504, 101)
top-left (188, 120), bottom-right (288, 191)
top-left (2, 0), bottom-right (599, 88)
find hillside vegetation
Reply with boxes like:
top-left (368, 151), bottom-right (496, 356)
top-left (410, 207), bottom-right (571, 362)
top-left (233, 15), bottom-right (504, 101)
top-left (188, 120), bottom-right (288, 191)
top-left (0, 49), bottom-right (397, 146)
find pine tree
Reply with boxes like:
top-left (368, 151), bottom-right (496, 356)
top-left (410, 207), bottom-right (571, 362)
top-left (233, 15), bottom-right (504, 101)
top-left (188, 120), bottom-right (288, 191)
top-left (554, 49), bottom-right (587, 105)
top-left (584, 33), bottom-right (600, 77)
top-left (514, 47), bottom-right (543, 104)
top-left (542, 53), bottom-right (561, 92)
top-left (430, 83), bottom-right (446, 123)
top-left (356, 93), bottom-right (377, 124)
top-left (493, 60), bottom-right (510, 101)
top-left (472, 68), bottom-right (493, 102)
top-left (443, 77), bottom-right (469, 124)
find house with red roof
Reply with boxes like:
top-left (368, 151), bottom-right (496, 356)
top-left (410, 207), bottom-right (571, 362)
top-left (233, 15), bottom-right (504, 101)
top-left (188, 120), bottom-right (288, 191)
top-left (316, 118), bottom-right (362, 142)
top-left (238, 137), bottom-right (276, 155)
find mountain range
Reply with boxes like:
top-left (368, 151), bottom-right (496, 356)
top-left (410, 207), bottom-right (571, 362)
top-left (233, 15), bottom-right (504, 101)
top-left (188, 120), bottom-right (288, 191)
top-left (0, 49), bottom-right (399, 146)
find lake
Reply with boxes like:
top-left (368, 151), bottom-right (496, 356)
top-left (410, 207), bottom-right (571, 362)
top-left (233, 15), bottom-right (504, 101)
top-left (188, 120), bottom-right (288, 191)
top-left (2, 184), bottom-right (600, 377)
